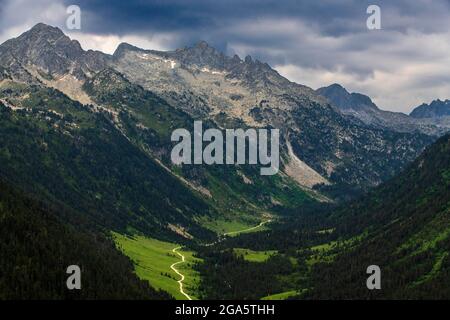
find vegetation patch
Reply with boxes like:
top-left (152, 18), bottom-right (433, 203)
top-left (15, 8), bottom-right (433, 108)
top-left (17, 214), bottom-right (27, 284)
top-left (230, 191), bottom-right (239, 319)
top-left (261, 290), bottom-right (299, 300)
top-left (112, 232), bottom-right (202, 299)
top-left (233, 248), bottom-right (278, 262)
top-left (412, 252), bottom-right (449, 287)
top-left (199, 217), bottom-right (260, 235)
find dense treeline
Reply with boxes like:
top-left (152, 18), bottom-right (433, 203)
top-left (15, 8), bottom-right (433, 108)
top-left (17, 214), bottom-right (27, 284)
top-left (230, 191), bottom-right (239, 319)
top-left (192, 202), bottom-right (334, 299)
top-left (195, 249), bottom-right (296, 299)
top-left (305, 134), bottom-right (450, 299)
top-left (0, 176), bottom-right (171, 299)
top-left (193, 200), bottom-right (338, 256)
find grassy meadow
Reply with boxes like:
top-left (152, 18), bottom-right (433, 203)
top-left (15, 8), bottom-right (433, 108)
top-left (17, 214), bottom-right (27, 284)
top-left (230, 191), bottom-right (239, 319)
top-left (112, 232), bottom-right (201, 299)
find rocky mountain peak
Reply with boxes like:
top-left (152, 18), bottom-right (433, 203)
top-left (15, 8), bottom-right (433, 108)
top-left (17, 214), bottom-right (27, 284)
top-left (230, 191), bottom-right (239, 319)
top-left (113, 42), bottom-right (142, 58)
top-left (171, 40), bottom-right (228, 69)
top-left (5, 23), bottom-right (83, 57)
top-left (231, 54), bottom-right (241, 63)
top-left (325, 83), bottom-right (347, 93)
top-left (317, 84), bottom-right (377, 111)
top-left (27, 23), bottom-right (66, 39)
top-left (0, 23), bottom-right (108, 81)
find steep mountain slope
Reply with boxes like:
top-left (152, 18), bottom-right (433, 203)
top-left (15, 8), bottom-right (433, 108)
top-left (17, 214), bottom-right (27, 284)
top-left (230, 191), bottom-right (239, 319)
top-left (112, 41), bottom-right (323, 121)
top-left (0, 82), bottom-right (215, 241)
top-left (0, 23), bottom-right (316, 240)
top-left (317, 83), bottom-right (450, 136)
top-left (306, 133), bottom-right (450, 299)
top-left (111, 39), bottom-right (433, 195)
top-left (0, 176), bottom-right (171, 299)
top-left (82, 68), bottom-right (318, 213)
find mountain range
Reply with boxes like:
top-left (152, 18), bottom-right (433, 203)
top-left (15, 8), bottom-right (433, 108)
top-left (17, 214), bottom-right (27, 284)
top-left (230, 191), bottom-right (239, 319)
top-left (0, 24), bottom-right (439, 196)
top-left (317, 83), bottom-right (450, 136)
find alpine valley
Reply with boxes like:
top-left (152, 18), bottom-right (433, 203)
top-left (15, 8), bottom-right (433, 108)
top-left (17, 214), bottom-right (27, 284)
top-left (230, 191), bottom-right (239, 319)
top-left (1, 23), bottom-right (449, 300)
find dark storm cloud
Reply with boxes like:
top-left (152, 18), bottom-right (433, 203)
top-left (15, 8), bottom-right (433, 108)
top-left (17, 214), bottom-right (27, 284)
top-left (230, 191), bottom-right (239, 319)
top-left (67, 0), bottom-right (364, 35)
top-left (64, 0), bottom-right (378, 50)
top-left (66, 0), bottom-right (450, 37)
top-left (60, 0), bottom-right (450, 71)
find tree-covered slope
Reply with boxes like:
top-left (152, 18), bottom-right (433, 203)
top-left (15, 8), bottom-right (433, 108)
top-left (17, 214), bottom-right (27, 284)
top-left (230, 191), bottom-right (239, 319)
top-left (0, 82), bottom-right (215, 242)
top-left (0, 78), bottom-right (316, 298)
top-left (0, 176), bottom-right (171, 299)
top-left (306, 133), bottom-right (450, 299)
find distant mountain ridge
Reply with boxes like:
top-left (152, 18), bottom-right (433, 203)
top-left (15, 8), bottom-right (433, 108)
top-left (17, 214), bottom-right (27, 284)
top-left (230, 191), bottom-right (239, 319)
top-left (316, 83), bottom-right (377, 111)
top-left (410, 99), bottom-right (450, 119)
top-left (317, 83), bottom-right (450, 136)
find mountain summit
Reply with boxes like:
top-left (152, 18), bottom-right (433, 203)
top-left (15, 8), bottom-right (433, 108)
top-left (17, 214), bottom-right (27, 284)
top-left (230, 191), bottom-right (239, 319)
top-left (0, 23), bottom-right (107, 81)
top-left (317, 84), bottom-right (450, 136)
top-left (317, 83), bottom-right (378, 111)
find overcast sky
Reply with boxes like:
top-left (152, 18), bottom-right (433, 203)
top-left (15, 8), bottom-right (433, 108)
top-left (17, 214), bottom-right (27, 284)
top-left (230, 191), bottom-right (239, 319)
top-left (1, 0), bottom-right (449, 113)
